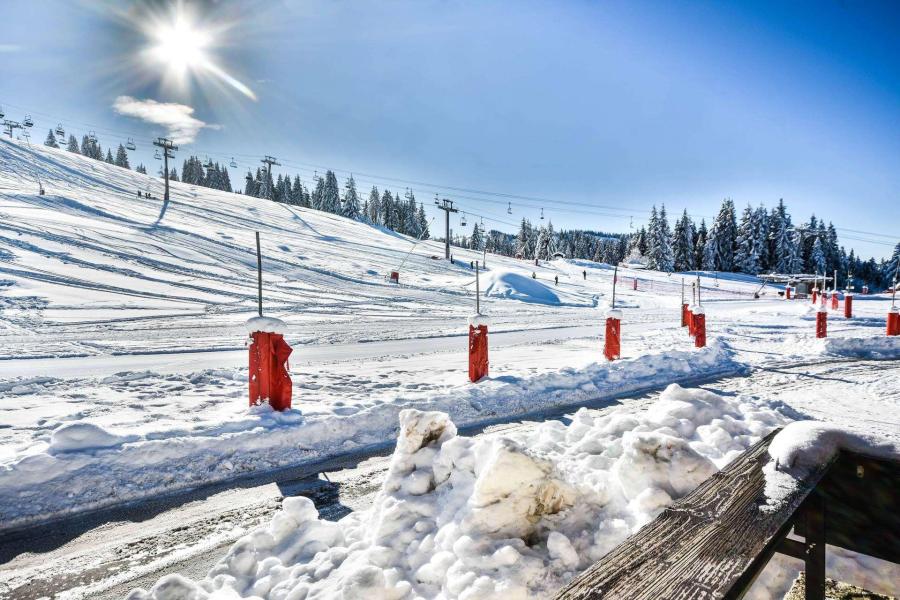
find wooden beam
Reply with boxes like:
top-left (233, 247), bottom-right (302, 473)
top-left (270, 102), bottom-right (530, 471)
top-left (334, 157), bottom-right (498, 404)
top-left (554, 430), bottom-right (836, 600)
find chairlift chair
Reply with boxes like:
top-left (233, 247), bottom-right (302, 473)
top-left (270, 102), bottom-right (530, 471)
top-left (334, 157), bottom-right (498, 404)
top-left (507, 202), bottom-right (512, 215)
top-left (55, 124), bottom-right (65, 137)
top-left (540, 208), bottom-right (545, 220)
top-left (153, 149), bottom-right (161, 160)
top-left (205, 157), bottom-right (214, 169)
top-left (230, 158), bottom-right (237, 168)
top-left (23, 115), bottom-right (34, 127)
top-left (460, 213), bottom-right (467, 227)
top-left (0, 106), bottom-right (4, 120)
top-left (88, 131), bottom-right (97, 143)
top-left (126, 138), bottom-right (136, 151)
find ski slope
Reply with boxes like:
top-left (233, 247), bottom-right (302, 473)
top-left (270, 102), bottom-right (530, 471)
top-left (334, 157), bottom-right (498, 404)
top-left (1, 137), bottom-right (899, 533)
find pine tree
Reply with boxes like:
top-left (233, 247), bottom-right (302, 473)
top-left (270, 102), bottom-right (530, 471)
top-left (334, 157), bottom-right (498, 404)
top-left (222, 167), bottom-right (232, 192)
top-left (169, 168), bottom-right (178, 182)
top-left (516, 218), bottom-right (532, 258)
top-left (702, 225), bottom-right (718, 270)
top-left (136, 164), bottom-right (147, 174)
top-left (655, 205), bottom-right (674, 272)
top-left (244, 170), bottom-right (257, 196)
top-left (44, 130), bottom-right (59, 148)
top-left (694, 219), bottom-right (707, 270)
top-left (753, 205), bottom-right (770, 272)
top-left (535, 225), bottom-right (551, 260)
top-left (417, 203), bottom-right (429, 240)
top-left (810, 237), bottom-right (826, 274)
top-left (884, 242), bottom-right (900, 285)
top-left (470, 222), bottom-right (483, 250)
top-left (66, 134), bottom-right (79, 153)
top-left (367, 186), bottom-right (380, 223)
top-left (672, 210), bottom-right (695, 271)
top-left (735, 204), bottom-right (760, 275)
top-left (711, 198), bottom-right (738, 271)
top-left (114, 144), bottom-right (130, 169)
top-left (311, 176), bottom-right (325, 210)
top-left (342, 175), bottom-right (361, 219)
top-left (291, 176), bottom-right (305, 206)
top-left (380, 189), bottom-right (394, 229)
top-left (646, 206), bottom-right (660, 268)
top-left (403, 189), bottom-right (418, 236)
top-left (322, 171), bottom-right (341, 213)
top-left (105, 149), bottom-right (115, 164)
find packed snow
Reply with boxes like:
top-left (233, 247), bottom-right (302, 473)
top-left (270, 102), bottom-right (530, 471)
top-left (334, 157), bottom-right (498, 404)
top-left (126, 384), bottom-right (792, 600)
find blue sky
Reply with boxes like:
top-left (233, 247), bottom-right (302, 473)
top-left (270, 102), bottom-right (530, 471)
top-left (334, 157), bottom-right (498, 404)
top-left (1, 0), bottom-right (898, 258)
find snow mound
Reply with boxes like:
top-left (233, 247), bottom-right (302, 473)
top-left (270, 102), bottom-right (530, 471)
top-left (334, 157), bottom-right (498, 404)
top-left (245, 316), bottom-right (288, 334)
top-left (815, 336), bottom-right (900, 360)
top-left (128, 384), bottom-right (790, 600)
top-left (482, 270), bottom-right (561, 305)
top-left (48, 422), bottom-right (133, 454)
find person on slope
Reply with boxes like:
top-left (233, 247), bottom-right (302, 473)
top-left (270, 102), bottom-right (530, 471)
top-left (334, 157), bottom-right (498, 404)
top-left (555, 275), bottom-right (559, 286)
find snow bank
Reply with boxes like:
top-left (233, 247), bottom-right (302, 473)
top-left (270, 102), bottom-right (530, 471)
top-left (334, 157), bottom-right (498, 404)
top-left (127, 384), bottom-right (790, 600)
top-left (814, 336), bottom-right (900, 360)
top-left (482, 271), bottom-right (561, 305)
top-left (0, 344), bottom-right (739, 531)
top-left (48, 422), bottom-right (136, 455)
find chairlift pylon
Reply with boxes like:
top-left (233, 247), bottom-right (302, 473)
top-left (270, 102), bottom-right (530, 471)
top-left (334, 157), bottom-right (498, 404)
top-left (23, 115), bottom-right (34, 127)
top-left (55, 124), bottom-right (65, 137)
top-left (540, 208), bottom-right (545, 220)
top-left (126, 138), bottom-right (136, 151)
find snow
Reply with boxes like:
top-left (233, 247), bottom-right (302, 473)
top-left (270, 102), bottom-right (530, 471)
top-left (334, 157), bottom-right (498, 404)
top-left (127, 384), bottom-right (791, 599)
top-left (466, 314), bottom-right (492, 328)
top-left (48, 421), bottom-right (136, 454)
top-left (481, 270), bottom-right (563, 305)
top-left (815, 335), bottom-right (900, 359)
top-left (245, 316), bottom-right (288, 334)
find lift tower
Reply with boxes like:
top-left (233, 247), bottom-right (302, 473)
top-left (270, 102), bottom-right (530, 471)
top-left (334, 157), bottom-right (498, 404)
top-left (153, 137), bottom-right (178, 202)
top-left (434, 197), bottom-right (459, 260)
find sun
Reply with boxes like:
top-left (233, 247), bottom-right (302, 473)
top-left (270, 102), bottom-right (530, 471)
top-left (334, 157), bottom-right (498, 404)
top-left (135, 3), bottom-right (257, 101)
top-left (149, 15), bottom-right (213, 76)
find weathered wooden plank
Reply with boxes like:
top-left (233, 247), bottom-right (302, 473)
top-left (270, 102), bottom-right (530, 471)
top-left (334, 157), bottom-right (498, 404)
top-left (554, 430), bottom-right (835, 600)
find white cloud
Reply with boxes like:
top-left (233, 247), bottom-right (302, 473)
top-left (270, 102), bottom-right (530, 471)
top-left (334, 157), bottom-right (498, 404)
top-left (112, 96), bottom-right (215, 145)
top-left (0, 44), bottom-right (22, 53)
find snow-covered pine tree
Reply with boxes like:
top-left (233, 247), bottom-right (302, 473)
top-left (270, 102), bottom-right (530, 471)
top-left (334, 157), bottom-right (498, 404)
top-left (711, 198), bottom-right (738, 271)
top-left (380, 189), bottom-right (394, 229)
top-left (788, 230), bottom-right (804, 274)
top-left (800, 215), bottom-right (819, 272)
top-left (470, 222), bottom-right (483, 250)
top-left (516, 218), bottom-right (531, 258)
top-left (753, 205), bottom-right (769, 271)
top-left (672, 210), bottom-right (695, 271)
top-left (535, 225), bottom-right (551, 261)
top-left (694, 219), bottom-right (707, 269)
top-left (646, 206), bottom-right (660, 269)
top-left (884, 242), bottom-right (900, 285)
top-left (105, 149), bottom-right (115, 164)
top-left (403, 189), bottom-right (418, 235)
top-left (244, 170), bottom-right (256, 196)
top-left (735, 204), bottom-right (761, 275)
top-left (66, 134), bottom-right (79, 153)
top-left (655, 205), bottom-right (674, 272)
top-left (291, 176), bottom-right (304, 206)
top-left (702, 225), bottom-right (718, 271)
top-left (342, 175), bottom-right (362, 219)
top-left (222, 167), bottom-right (232, 193)
top-left (810, 237), bottom-right (826, 275)
top-left (417, 203), bottom-right (429, 239)
top-left (169, 168), bottom-right (178, 182)
top-left (824, 223), bottom-right (840, 275)
top-left (367, 186), bottom-right (380, 223)
top-left (114, 144), bottom-right (130, 169)
top-left (44, 130), bottom-right (59, 148)
top-left (311, 176), bottom-right (325, 209)
top-left (321, 171), bottom-right (340, 213)
top-left (136, 164), bottom-right (147, 174)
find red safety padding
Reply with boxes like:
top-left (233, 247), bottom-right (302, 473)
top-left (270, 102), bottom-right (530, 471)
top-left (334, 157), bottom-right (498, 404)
top-left (844, 295), bottom-right (853, 318)
top-left (468, 325), bottom-right (489, 382)
top-left (815, 311), bottom-right (827, 338)
top-left (249, 331), bottom-right (293, 411)
top-left (887, 311), bottom-right (899, 337)
top-left (681, 303), bottom-right (689, 327)
top-left (831, 293), bottom-right (839, 310)
top-left (694, 313), bottom-right (706, 348)
top-left (604, 317), bottom-right (620, 361)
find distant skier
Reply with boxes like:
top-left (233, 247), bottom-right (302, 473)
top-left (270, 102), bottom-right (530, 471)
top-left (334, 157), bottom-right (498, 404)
top-left (555, 275), bottom-right (559, 286)
top-left (532, 272), bottom-right (537, 279)
top-left (137, 190), bottom-right (142, 197)
top-left (583, 270), bottom-right (587, 280)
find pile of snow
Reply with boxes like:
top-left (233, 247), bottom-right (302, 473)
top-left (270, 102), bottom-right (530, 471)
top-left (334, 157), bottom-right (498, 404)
top-left (48, 422), bottom-right (136, 455)
top-left (245, 316), bottom-right (289, 335)
top-left (482, 271), bottom-right (561, 305)
top-left (814, 336), bottom-right (900, 360)
top-left (128, 384), bottom-right (790, 600)
top-left (0, 343), bottom-right (739, 530)
top-left (763, 421), bottom-right (899, 508)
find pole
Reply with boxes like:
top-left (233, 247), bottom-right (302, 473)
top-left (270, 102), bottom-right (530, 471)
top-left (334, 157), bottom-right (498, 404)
top-left (833, 269), bottom-right (837, 293)
top-left (434, 198), bottom-right (458, 260)
top-left (255, 231), bottom-right (263, 317)
top-left (697, 274), bottom-right (701, 306)
top-left (260, 156), bottom-right (281, 198)
top-left (475, 261), bottom-right (480, 314)
top-left (153, 137), bottom-right (178, 202)
top-left (611, 265), bottom-right (618, 308)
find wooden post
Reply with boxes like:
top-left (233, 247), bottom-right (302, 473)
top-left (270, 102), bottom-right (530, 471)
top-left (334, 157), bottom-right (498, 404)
top-left (804, 491), bottom-right (826, 600)
top-left (255, 231), bottom-right (263, 317)
top-left (475, 261), bottom-right (480, 315)
top-left (612, 265), bottom-right (618, 309)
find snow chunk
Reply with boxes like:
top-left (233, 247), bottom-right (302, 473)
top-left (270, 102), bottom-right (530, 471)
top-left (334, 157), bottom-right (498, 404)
top-left (245, 316), bottom-right (287, 334)
top-left (467, 313), bottom-right (492, 328)
top-left (815, 336), bottom-right (900, 360)
top-left (48, 422), bottom-right (133, 454)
